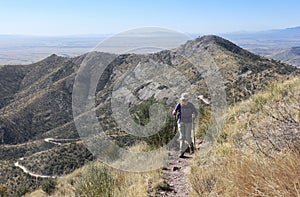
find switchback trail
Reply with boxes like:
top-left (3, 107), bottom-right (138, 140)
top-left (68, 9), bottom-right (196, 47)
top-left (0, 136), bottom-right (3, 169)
top-left (14, 159), bottom-right (59, 179)
top-left (44, 137), bottom-right (80, 145)
top-left (14, 138), bottom-right (79, 179)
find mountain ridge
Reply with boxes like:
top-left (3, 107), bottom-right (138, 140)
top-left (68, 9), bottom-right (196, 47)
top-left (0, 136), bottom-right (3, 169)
top-left (0, 35), bottom-right (299, 144)
top-left (0, 35), bottom-right (299, 195)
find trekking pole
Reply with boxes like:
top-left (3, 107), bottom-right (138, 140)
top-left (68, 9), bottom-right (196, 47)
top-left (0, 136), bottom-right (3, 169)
top-left (192, 116), bottom-right (196, 152)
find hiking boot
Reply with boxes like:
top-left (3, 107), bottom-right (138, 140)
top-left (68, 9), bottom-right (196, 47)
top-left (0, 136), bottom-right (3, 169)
top-left (179, 152), bottom-right (184, 158)
top-left (190, 143), bottom-right (195, 154)
top-left (185, 146), bottom-right (191, 153)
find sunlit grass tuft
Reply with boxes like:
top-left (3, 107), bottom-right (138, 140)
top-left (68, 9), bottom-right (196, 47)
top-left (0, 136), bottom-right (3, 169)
top-left (189, 77), bottom-right (300, 196)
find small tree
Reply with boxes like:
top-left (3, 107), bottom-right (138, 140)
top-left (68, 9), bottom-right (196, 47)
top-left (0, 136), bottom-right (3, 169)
top-left (41, 179), bottom-right (57, 195)
top-left (16, 187), bottom-right (29, 197)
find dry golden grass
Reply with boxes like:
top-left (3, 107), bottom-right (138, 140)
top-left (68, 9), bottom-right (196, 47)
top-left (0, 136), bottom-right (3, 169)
top-left (189, 150), bottom-right (300, 197)
top-left (223, 151), bottom-right (300, 196)
top-left (189, 77), bottom-right (300, 197)
top-left (224, 77), bottom-right (299, 138)
top-left (26, 77), bottom-right (300, 197)
top-left (25, 189), bottom-right (48, 197)
top-left (26, 142), bottom-right (162, 197)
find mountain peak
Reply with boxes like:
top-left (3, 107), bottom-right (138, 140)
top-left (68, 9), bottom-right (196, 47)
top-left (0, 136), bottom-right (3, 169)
top-left (184, 35), bottom-right (224, 46)
top-left (43, 53), bottom-right (60, 60)
top-left (195, 35), bottom-right (243, 50)
top-left (195, 35), bottom-right (221, 42)
top-left (183, 35), bottom-right (239, 49)
top-left (35, 53), bottom-right (65, 65)
top-left (195, 35), bottom-right (259, 59)
top-left (180, 35), bottom-right (259, 59)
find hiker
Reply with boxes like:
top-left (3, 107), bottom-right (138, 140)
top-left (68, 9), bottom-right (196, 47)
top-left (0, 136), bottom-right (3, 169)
top-left (173, 93), bottom-right (198, 158)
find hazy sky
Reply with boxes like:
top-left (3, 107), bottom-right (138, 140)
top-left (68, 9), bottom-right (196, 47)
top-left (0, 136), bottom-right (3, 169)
top-left (1, 0), bottom-right (300, 36)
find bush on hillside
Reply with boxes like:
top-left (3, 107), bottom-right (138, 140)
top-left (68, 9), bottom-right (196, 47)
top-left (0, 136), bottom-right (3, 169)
top-left (75, 165), bottom-right (115, 197)
top-left (41, 179), bottom-right (57, 195)
top-left (129, 99), bottom-right (176, 149)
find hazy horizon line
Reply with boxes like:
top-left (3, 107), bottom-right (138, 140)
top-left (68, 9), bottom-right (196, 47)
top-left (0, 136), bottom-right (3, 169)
top-left (1, 25), bottom-right (299, 38)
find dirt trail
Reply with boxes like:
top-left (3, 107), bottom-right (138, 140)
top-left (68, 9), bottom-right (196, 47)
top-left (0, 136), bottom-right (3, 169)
top-left (14, 160), bottom-right (59, 179)
top-left (156, 140), bottom-right (201, 197)
top-left (157, 153), bottom-right (193, 196)
top-left (14, 138), bottom-right (79, 179)
top-left (44, 137), bottom-right (80, 145)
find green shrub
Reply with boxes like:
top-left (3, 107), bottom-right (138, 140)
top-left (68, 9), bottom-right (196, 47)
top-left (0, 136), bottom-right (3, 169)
top-left (252, 95), bottom-right (267, 112)
top-left (129, 98), bottom-right (155, 126)
top-left (16, 187), bottom-right (29, 197)
top-left (197, 106), bottom-right (211, 140)
top-left (41, 179), bottom-right (56, 195)
top-left (217, 131), bottom-right (228, 144)
top-left (75, 165), bottom-right (115, 197)
top-left (129, 98), bottom-right (175, 149)
top-left (143, 114), bottom-right (175, 149)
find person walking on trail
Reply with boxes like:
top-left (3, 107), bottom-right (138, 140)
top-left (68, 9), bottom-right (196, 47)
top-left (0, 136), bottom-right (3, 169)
top-left (173, 93), bottom-right (198, 158)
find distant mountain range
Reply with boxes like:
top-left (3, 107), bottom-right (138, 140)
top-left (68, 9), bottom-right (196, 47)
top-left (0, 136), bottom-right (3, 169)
top-left (221, 26), bottom-right (300, 67)
top-left (1, 26), bottom-right (300, 67)
top-left (0, 35), bottom-right (299, 195)
top-left (223, 26), bottom-right (300, 41)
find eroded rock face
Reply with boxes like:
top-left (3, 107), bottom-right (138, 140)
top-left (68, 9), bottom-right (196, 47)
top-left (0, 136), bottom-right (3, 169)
top-left (111, 60), bottom-right (191, 105)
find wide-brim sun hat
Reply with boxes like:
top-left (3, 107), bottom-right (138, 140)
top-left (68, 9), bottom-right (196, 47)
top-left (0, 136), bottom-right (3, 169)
top-left (180, 93), bottom-right (189, 101)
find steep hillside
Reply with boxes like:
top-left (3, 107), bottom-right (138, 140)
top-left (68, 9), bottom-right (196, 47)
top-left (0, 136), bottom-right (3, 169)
top-left (0, 35), bottom-right (298, 145)
top-left (189, 77), bottom-right (300, 196)
top-left (0, 64), bottom-right (31, 109)
top-left (273, 46), bottom-right (300, 67)
top-left (18, 142), bottom-right (93, 177)
top-left (0, 35), bottom-right (299, 195)
top-left (25, 75), bottom-right (300, 197)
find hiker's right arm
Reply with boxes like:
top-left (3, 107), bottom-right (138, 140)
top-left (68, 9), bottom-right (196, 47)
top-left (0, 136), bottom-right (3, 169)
top-left (172, 103), bottom-right (180, 116)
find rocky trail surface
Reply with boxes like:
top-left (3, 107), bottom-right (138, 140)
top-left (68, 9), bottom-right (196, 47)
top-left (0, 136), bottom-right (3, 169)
top-left (155, 140), bottom-right (202, 197)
